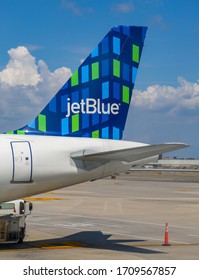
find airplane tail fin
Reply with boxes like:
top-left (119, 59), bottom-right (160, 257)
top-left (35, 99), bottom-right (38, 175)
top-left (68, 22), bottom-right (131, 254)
top-left (7, 25), bottom-right (147, 139)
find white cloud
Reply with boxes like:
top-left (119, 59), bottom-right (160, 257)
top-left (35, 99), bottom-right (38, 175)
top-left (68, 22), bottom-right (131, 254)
top-left (0, 46), bottom-right (72, 132)
top-left (132, 76), bottom-right (199, 114)
top-left (61, 0), bottom-right (93, 16)
top-left (0, 46), bottom-right (41, 87)
top-left (112, 1), bottom-right (134, 13)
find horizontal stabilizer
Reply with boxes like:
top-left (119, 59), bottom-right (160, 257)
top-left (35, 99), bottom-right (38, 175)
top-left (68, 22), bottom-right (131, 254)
top-left (71, 143), bottom-right (188, 164)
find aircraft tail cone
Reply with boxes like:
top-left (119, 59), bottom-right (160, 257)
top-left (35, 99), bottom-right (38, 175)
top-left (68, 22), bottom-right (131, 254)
top-left (162, 222), bottom-right (171, 246)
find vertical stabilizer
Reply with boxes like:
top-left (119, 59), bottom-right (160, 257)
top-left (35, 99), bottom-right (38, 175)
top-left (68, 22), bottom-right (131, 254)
top-left (7, 26), bottom-right (147, 139)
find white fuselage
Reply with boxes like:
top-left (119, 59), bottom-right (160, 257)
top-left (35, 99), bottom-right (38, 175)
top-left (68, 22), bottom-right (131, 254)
top-left (0, 134), bottom-right (149, 203)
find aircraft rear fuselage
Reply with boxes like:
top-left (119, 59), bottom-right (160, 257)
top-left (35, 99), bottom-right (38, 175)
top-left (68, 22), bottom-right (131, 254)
top-left (0, 134), bottom-right (142, 202)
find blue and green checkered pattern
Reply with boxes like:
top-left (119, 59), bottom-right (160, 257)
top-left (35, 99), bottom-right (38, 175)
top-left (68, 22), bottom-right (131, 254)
top-left (7, 26), bottom-right (147, 140)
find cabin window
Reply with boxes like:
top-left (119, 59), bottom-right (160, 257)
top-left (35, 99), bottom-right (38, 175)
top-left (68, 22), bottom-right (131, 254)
top-left (0, 203), bottom-right (15, 210)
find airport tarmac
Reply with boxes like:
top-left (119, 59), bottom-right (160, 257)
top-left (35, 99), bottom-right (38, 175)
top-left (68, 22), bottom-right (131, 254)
top-left (0, 170), bottom-right (199, 260)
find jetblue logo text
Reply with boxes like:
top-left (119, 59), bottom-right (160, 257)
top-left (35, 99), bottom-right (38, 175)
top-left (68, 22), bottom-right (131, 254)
top-left (65, 98), bottom-right (120, 117)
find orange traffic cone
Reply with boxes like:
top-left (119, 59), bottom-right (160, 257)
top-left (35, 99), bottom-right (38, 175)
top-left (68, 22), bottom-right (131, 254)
top-left (162, 222), bottom-right (171, 246)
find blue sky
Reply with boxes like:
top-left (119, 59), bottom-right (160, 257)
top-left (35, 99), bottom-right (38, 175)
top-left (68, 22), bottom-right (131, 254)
top-left (0, 0), bottom-right (199, 157)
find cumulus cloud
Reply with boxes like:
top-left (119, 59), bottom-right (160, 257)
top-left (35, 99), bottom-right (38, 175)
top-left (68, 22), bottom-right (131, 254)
top-left (0, 46), bottom-right (72, 132)
top-left (132, 76), bottom-right (199, 114)
top-left (0, 46), bottom-right (41, 87)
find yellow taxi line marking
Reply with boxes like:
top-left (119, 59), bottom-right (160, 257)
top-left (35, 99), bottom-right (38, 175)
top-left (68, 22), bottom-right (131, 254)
top-left (0, 241), bottom-right (89, 252)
